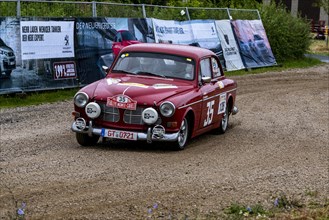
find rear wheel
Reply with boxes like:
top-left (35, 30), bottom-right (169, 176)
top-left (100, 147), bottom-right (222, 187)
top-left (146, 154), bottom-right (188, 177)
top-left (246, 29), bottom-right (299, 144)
top-left (217, 104), bottom-right (230, 134)
top-left (174, 117), bottom-right (189, 150)
top-left (76, 133), bottom-right (99, 146)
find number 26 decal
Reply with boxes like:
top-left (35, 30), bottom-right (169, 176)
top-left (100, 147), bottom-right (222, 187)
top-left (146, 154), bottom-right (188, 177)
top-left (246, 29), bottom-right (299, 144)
top-left (203, 100), bottom-right (215, 127)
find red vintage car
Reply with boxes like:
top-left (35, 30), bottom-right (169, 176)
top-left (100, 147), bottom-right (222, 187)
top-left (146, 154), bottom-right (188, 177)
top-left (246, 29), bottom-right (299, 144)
top-left (72, 43), bottom-right (238, 150)
top-left (112, 30), bottom-right (141, 58)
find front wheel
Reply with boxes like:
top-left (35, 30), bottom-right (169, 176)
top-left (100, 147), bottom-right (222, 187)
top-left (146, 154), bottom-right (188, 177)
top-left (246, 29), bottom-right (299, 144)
top-left (76, 133), bottom-right (99, 146)
top-left (174, 117), bottom-right (190, 150)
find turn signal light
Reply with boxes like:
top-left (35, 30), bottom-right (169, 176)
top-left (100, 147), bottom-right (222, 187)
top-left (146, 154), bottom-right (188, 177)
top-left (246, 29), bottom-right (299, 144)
top-left (167, 121), bottom-right (177, 128)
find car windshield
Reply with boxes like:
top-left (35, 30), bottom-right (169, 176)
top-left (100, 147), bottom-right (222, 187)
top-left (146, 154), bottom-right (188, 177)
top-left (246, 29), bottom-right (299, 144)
top-left (112, 52), bottom-right (195, 80)
top-left (0, 38), bottom-right (6, 46)
top-left (121, 31), bottom-right (136, 41)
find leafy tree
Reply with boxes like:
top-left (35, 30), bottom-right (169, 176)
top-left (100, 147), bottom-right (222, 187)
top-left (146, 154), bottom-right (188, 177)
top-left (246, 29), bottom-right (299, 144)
top-left (259, 2), bottom-right (311, 61)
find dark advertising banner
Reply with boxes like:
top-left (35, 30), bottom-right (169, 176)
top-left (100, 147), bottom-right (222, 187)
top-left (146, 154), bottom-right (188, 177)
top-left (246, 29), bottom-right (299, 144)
top-left (231, 20), bottom-right (277, 68)
top-left (75, 18), bottom-right (154, 85)
top-left (0, 17), bottom-right (78, 94)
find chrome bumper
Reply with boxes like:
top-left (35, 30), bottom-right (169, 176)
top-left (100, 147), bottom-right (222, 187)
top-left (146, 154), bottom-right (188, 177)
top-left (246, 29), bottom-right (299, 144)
top-left (71, 121), bottom-right (179, 143)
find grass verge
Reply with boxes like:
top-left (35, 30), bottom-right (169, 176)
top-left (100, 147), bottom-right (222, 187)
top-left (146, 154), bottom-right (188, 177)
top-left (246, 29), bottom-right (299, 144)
top-left (307, 38), bottom-right (329, 56)
top-left (0, 88), bottom-right (78, 109)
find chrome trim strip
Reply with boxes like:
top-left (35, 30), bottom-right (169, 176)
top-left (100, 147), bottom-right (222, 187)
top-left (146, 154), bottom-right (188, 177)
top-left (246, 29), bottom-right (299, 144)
top-left (178, 88), bottom-right (237, 109)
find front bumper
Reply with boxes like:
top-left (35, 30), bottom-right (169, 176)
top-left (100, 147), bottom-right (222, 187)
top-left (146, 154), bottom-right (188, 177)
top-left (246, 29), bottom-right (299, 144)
top-left (71, 120), bottom-right (179, 143)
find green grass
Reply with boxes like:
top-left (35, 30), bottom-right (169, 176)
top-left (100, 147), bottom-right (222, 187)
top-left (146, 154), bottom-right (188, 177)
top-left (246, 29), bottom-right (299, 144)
top-left (225, 57), bottom-right (323, 77)
top-left (307, 38), bottom-right (329, 56)
top-left (0, 88), bottom-right (78, 109)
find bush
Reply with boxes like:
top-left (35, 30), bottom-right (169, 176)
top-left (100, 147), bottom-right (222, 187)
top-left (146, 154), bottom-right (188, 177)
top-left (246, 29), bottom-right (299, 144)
top-left (259, 3), bottom-right (311, 62)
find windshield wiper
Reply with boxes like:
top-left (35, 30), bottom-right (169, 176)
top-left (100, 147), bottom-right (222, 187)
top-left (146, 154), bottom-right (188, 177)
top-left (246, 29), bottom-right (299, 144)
top-left (114, 69), bottom-right (135, 75)
top-left (136, 71), bottom-right (166, 78)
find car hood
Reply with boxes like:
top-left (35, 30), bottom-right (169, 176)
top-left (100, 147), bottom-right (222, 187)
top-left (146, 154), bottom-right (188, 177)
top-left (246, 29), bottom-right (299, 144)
top-left (0, 45), bottom-right (14, 53)
top-left (88, 74), bottom-right (194, 105)
top-left (124, 40), bottom-right (140, 45)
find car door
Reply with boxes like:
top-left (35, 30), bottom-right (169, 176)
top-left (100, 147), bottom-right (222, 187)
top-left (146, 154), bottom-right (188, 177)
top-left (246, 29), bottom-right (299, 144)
top-left (199, 57), bottom-right (222, 129)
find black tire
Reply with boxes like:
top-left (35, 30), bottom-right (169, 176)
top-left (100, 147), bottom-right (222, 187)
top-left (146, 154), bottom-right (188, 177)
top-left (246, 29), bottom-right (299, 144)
top-left (76, 133), bottom-right (99, 146)
top-left (217, 103), bottom-right (230, 134)
top-left (174, 117), bottom-right (190, 150)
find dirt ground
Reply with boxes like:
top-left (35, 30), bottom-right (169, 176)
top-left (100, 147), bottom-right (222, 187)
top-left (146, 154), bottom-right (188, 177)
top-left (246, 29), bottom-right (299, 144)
top-left (0, 64), bottom-right (328, 219)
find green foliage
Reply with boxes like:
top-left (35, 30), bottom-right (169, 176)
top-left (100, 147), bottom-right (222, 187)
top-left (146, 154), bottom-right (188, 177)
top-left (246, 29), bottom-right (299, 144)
top-left (259, 2), bottom-right (311, 62)
top-left (313, 0), bottom-right (329, 16)
top-left (224, 203), bottom-right (269, 219)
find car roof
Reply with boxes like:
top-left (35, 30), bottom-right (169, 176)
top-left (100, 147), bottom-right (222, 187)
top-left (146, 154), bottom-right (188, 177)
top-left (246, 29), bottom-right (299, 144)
top-left (120, 43), bottom-right (215, 60)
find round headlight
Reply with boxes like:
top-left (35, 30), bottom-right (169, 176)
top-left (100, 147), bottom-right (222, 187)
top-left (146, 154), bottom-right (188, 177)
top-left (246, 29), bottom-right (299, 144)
top-left (74, 92), bottom-right (89, 108)
top-left (85, 102), bottom-right (101, 119)
top-left (142, 107), bottom-right (158, 125)
top-left (160, 101), bottom-right (175, 117)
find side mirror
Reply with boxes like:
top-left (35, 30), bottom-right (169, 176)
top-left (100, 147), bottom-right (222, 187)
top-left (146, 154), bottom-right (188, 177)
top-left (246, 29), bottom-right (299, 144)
top-left (102, 66), bottom-right (109, 71)
top-left (202, 76), bottom-right (211, 84)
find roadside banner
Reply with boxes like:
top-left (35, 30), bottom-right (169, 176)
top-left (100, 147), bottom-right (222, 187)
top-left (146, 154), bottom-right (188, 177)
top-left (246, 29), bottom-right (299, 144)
top-left (152, 18), bottom-right (193, 44)
top-left (75, 18), bottom-right (153, 84)
top-left (231, 20), bottom-right (276, 68)
top-left (20, 21), bottom-right (74, 60)
top-left (215, 20), bottom-right (244, 71)
top-left (152, 18), bottom-right (226, 68)
top-left (0, 16), bottom-right (277, 95)
top-left (0, 17), bottom-right (78, 95)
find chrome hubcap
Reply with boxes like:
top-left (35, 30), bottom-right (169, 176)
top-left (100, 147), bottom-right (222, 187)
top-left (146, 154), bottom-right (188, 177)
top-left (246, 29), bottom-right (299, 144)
top-left (178, 119), bottom-right (188, 147)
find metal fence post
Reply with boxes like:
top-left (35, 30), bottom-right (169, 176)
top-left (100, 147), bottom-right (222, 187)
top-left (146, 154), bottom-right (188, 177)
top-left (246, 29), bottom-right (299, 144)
top-left (17, 0), bottom-right (21, 17)
top-left (185, 7), bottom-right (190, 20)
top-left (142, 4), bottom-right (146, 18)
top-left (92, 1), bottom-right (97, 17)
top-left (227, 8), bottom-right (232, 20)
top-left (256, 9), bottom-right (261, 20)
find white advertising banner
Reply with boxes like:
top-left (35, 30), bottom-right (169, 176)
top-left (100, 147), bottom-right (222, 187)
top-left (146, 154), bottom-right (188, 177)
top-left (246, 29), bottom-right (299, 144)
top-left (20, 21), bottom-right (74, 60)
top-left (152, 18), bottom-right (193, 44)
top-left (215, 20), bottom-right (244, 71)
top-left (190, 20), bottom-right (219, 49)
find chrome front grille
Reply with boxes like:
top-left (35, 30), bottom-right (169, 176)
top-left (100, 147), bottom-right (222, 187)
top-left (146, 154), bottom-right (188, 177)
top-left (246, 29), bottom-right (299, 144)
top-left (98, 103), bottom-right (145, 124)
top-left (124, 107), bottom-right (144, 125)
top-left (99, 103), bottom-right (120, 123)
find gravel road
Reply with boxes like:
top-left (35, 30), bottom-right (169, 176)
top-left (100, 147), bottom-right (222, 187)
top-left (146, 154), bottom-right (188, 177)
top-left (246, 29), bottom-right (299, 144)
top-left (0, 64), bottom-right (328, 219)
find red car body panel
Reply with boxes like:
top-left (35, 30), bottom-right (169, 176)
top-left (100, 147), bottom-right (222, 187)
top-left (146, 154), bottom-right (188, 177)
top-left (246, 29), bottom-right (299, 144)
top-left (112, 30), bottom-right (141, 57)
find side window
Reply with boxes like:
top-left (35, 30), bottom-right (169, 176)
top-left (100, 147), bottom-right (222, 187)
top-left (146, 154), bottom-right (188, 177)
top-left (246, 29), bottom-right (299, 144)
top-left (200, 58), bottom-right (212, 78)
top-left (116, 33), bottom-right (122, 42)
top-left (211, 57), bottom-right (222, 77)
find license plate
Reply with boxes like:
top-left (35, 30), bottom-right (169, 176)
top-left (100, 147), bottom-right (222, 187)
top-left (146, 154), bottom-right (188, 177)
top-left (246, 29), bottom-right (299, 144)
top-left (101, 128), bottom-right (137, 141)
top-left (10, 62), bottom-right (15, 65)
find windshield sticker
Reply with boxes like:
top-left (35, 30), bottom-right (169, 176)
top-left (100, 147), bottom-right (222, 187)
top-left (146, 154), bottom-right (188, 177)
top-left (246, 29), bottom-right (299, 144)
top-left (119, 82), bottom-right (149, 88)
top-left (153, 84), bottom-right (178, 89)
top-left (107, 78), bottom-right (121, 85)
top-left (218, 81), bottom-right (225, 89)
